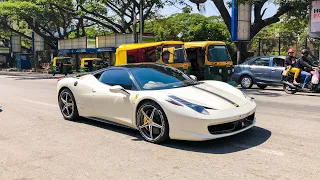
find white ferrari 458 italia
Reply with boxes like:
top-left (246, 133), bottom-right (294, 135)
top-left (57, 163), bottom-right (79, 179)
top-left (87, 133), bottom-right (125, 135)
top-left (57, 63), bottom-right (256, 143)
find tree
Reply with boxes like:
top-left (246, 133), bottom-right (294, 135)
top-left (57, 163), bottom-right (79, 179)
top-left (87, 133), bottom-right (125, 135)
top-left (189, 0), bottom-right (310, 62)
top-left (146, 13), bottom-right (229, 41)
top-left (144, 12), bottom-right (235, 58)
top-left (0, 0), bottom-right (77, 48)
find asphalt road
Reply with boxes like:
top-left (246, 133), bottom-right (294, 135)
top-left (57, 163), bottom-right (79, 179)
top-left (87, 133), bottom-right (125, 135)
top-left (0, 75), bottom-right (320, 180)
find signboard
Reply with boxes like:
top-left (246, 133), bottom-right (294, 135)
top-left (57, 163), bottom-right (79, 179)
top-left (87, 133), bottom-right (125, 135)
top-left (10, 36), bottom-right (21, 52)
top-left (57, 47), bottom-right (116, 54)
top-left (32, 32), bottom-right (44, 52)
top-left (96, 33), bottom-right (134, 48)
top-left (237, 3), bottom-right (251, 41)
top-left (309, 0), bottom-right (320, 38)
top-left (231, 0), bottom-right (251, 41)
top-left (58, 36), bottom-right (87, 49)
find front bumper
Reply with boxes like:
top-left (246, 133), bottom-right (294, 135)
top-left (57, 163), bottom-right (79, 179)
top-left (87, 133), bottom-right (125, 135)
top-left (164, 100), bottom-right (256, 141)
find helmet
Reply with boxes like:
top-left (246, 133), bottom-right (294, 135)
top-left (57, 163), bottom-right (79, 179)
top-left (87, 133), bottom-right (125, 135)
top-left (288, 49), bottom-right (294, 53)
top-left (301, 49), bottom-right (309, 58)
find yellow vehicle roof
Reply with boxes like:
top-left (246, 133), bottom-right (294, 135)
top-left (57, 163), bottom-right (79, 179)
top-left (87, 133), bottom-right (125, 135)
top-left (184, 41), bottom-right (226, 49)
top-left (116, 41), bottom-right (184, 53)
top-left (81, 58), bottom-right (102, 61)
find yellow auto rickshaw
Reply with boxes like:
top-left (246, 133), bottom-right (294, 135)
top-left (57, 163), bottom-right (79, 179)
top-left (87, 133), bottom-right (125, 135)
top-left (184, 41), bottom-right (236, 86)
top-left (52, 57), bottom-right (74, 76)
top-left (80, 58), bottom-right (104, 72)
top-left (115, 41), bottom-right (192, 74)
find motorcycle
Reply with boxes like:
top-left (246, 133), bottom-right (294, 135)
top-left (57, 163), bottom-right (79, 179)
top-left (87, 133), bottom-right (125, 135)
top-left (282, 67), bottom-right (320, 94)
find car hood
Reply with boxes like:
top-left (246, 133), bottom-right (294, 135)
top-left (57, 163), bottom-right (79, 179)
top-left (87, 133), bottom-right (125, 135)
top-left (162, 82), bottom-right (247, 110)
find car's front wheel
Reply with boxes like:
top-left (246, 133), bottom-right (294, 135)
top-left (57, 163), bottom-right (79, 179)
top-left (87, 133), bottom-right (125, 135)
top-left (240, 75), bottom-right (253, 89)
top-left (58, 88), bottom-right (79, 121)
top-left (137, 101), bottom-right (169, 143)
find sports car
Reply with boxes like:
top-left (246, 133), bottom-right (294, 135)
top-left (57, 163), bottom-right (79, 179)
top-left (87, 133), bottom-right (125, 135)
top-left (57, 63), bottom-right (256, 143)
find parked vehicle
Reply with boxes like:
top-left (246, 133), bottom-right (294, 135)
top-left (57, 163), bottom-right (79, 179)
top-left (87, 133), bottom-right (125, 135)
top-left (79, 58), bottom-right (104, 72)
top-left (115, 41), bottom-right (192, 74)
top-left (52, 57), bottom-right (74, 76)
top-left (232, 56), bottom-right (286, 89)
top-left (184, 41), bottom-right (236, 86)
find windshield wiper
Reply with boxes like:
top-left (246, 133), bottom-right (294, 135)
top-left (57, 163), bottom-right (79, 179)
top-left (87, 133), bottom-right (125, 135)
top-left (184, 81), bottom-right (203, 87)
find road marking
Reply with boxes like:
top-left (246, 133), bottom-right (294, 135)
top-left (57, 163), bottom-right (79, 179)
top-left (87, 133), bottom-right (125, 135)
top-left (21, 98), bottom-right (58, 108)
top-left (234, 144), bottom-right (285, 156)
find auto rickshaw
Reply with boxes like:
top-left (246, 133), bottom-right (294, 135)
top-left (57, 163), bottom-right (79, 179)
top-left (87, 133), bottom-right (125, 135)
top-left (115, 41), bottom-right (192, 74)
top-left (79, 58), bottom-right (104, 72)
top-left (52, 57), bottom-right (74, 76)
top-left (184, 41), bottom-right (236, 86)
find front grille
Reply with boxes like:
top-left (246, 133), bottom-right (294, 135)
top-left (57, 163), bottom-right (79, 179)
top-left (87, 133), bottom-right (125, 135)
top-left (208, 113), bottom-right (255, 135)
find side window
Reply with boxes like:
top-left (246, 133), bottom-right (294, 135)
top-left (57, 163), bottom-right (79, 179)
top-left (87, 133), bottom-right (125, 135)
top-left (273, 58), bottom-right (285, 67)
top-left (251, 58), bottom-right (270, 66)
top-left (99, 69), bottom-right (135, 90)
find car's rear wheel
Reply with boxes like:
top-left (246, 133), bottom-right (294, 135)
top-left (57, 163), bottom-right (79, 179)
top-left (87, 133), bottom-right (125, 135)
top-left (58, 88), bottom-right (79, 121)
top-left (240, 75), bottom-right (253, 89)
top-left (137, 101), bottom-right (169, 143)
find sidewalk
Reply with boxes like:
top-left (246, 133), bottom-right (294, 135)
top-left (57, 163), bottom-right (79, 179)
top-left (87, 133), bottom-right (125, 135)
top-left (0, 68), bottom-right (64, 79)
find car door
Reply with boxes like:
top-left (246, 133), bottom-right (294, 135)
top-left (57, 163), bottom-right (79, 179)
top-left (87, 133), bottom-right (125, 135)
top-left (92, 69), bottom-right (136, 127)
top-left (249, 57), bottom-right (272, 82)
top-left (270, 57), bottom-right (286, 84)
top-left (71, 76), bottom-right (97, 117)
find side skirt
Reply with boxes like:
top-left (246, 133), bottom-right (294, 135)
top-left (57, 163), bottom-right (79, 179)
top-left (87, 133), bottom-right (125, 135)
top-left (85, 117), bottom-right (138, 130)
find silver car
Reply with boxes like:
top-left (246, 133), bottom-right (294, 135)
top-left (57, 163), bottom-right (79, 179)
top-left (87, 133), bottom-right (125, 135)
top-left (232, 56), bottom-right (286, 89)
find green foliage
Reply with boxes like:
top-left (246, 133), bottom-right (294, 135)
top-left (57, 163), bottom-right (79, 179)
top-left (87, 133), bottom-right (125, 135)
top-left (249, 15), bottom-right (320, 57)
top-left (146, 13), bottom-right (230, 42)
top-left (144, 12), bottom-right (235, 58)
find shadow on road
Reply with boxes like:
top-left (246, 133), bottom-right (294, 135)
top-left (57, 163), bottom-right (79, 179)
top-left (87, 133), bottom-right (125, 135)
top-left (75, 117), bottom-right (271, 154)
top-left (160, 126), bottom-right (271, 154)
top-left (76, 117), bottom-right (143, 140)
top-left (294, 92), bottom-right (320, 97)
top-left (242, 88), bottom-right (283, 97)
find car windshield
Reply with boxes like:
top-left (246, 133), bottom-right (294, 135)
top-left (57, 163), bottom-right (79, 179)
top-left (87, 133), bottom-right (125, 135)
top-left (207, 45), bottom-right (231, 62)
top-left (93, 60), bottom-right (102, 65)
top-left (129, 65), bottom-right (200, 90)
top-left (62, 58), bottom-right (72, 64)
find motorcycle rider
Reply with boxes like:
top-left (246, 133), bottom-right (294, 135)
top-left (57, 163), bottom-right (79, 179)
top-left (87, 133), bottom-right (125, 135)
top-left (285, 49), bottom-right (300, 85)
top-left (297, 49), bottom-right (318, 88)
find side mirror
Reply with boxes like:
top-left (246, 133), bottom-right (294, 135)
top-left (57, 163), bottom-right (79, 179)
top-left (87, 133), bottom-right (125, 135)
top-left (110, 85), bottom-right (130, 96)
top-left (189, 75), bottom-right (197, 81)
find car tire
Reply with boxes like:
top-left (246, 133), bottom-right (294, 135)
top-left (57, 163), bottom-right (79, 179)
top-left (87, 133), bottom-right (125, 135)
top-left (136, 101), bottom-right (169, 144)
top-left (58, 88), bottom-right (79, 121)
top-left (240, 75), bottom-right (253, 89)
top-left (257, 84), bottom-right (267, 89)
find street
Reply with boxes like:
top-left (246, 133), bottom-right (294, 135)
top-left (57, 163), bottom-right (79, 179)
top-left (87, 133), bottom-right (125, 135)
top-left (0, 75), bottom-right (320, 180)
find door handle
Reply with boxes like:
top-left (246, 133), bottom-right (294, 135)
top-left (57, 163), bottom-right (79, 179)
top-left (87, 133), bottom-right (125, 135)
top-left (92, 89), bottom-right (96, 93)
top-left (271, 69), bottom-right (276, 72)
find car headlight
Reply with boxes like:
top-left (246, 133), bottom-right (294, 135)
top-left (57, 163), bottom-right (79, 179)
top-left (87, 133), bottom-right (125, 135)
top-left (166, 95), bottom-right (210, 115)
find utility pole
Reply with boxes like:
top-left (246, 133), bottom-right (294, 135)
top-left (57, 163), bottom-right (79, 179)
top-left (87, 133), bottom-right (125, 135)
top-left (32, 18), bottom-right (37, 71)
top-left (139, 0), bottom-right (143, 43)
